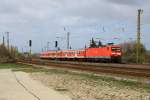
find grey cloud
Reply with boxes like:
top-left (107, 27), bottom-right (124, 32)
top-left (0, 0), bottom-right (150, 52)
top-left (0, 1), bottom-right (20, 14)
top-left (106, 0), bottom-right (147, 6)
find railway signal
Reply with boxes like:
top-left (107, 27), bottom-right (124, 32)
top-left (29, 40), bottom-right (32, 47)
top-left (55, 41), bottom-right (58, 48)
top-left (29, 40), bottom-right (32, 55)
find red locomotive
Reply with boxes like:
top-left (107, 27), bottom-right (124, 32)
top-left (40, 44), bottom-right (122, 63)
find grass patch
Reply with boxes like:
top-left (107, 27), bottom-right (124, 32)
top-left (13, 67), bottom-right (49, 73)
top-left (0, 63), bottom-right (31, 69)
top-left (143, 84), bottom-right (150, 92)
top-left (0, 63), bottom-right (49, 73)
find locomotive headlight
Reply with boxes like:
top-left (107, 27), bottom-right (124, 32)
top-left (112, 52), bottom-right (116, 54)
top-left (111, 52), bottom-right (121, 56)
top-left (117, 53), bottom-right (121, 55)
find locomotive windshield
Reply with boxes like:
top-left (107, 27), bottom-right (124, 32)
top-left (111, 47), bottom-right (121, 52)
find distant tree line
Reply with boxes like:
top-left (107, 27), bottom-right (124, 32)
top-left (0, 44), bottom-right (18, 63)
top-left (0, 44), bottom-right (10, 60)
top-left (89, 38), bottom-right (102, 48)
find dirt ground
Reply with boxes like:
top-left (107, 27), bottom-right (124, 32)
top-left (30, 68), bottom-right (150, 100)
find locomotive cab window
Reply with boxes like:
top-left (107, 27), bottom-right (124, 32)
top-left (111, 47), bottom-right (121, 52)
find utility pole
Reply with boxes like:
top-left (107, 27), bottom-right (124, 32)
top-left (22, 48), bottom-right (24, 53)
top-left (5, 32), bottom-right (9, 50)
top-left (64, 27), bottom-right (70, 49)
top-left (136, 9), bottom-right (143, 63)
top-left (67, 32), bottom-right (70, 49)
top-left (47, 42), bottom-right (50, 51)
top-left (2, 36), bottom-right (5, 46)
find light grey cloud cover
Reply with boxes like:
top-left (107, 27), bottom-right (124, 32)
top-left (0, 0), bottom-right (150, 52)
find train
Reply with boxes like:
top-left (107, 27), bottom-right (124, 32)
top-left (40, 44), bottom-right (122, 63)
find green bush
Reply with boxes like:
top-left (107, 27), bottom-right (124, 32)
top-left (0, 44), bottom-right (18, 63)
top-left (145, 51), bottom-right (150, 63)
top-left (120, 41), bottom-right (146, 63)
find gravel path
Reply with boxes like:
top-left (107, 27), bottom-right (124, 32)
top-left (30, 69), bottom-right (150, 100)
top-left (0, 69), bottom-right (71, 100)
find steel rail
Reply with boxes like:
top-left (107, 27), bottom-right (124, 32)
top-left (18, 59), bottom-right (150, 77)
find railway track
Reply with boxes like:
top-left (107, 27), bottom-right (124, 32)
top-left (18, 59), bottom-right (150, 77)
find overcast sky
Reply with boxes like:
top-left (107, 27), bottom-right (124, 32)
top-left (0, 0), bottom-right (150, 52)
